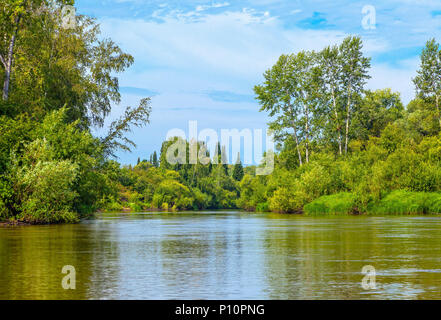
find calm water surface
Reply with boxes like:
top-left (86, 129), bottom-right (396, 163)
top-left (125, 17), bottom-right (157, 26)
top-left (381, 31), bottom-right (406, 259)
top-left (2, 211), bottom-right (441, 299)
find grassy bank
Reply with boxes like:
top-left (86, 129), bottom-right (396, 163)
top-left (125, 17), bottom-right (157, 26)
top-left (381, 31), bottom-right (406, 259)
top-left (304, 190), bottom-right (441, 215)
top-left (368, 190), bottom-right (441, 215)
top-left (304, 193), bottom-right (357, 215)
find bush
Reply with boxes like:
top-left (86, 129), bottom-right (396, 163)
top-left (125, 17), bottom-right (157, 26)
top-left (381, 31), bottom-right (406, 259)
top-left (103, 199), bottom-right (124, 212)
top-left (269, 187), bottom-right (307, 213)
top-left (152, 179), bottom-right (193, 210)
top-left (128, 202), bottom-right (143, 212)
top-left (304, 193), bottom-right (356, 215)
top-left (368, 190), bottom-right (441, 215)
top-left (15, 159), bottom-right (79, 223)
top-left (256, 202), bottom-right (269, 212)
top-left (10, 139), bottom-right (80, 224)
top-left (0, 178), bottom-right (13, 219)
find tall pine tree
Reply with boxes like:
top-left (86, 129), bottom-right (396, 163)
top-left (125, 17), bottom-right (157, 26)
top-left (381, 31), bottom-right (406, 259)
top-left (232, 153), bottom-right (244, 181)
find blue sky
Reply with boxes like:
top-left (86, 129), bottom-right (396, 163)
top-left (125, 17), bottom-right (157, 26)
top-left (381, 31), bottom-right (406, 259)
top-left (75, 0), bottom-right (441, 164)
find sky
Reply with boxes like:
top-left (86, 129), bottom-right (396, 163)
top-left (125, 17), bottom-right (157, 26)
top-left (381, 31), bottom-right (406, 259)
top-left (75, 0), bottom-right (441, 165)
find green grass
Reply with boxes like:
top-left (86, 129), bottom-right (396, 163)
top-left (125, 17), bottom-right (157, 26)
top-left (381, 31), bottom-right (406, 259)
top-left (304, 190), bottom-right (441, 216)
top-left (256, 202), bottom-right (270, 212)
top-left (368, 190), bottom-right (441, 215)
top-left (304, 193), bottom-right (356, 215)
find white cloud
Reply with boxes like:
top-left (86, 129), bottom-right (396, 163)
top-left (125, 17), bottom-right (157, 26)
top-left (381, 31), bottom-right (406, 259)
top-left (196, 2), bottom-right (230, 12)
top-left (368, 58), bottom-right (419, 104)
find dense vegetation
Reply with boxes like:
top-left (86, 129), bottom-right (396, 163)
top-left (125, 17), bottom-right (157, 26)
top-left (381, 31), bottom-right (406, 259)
top-left (0, 1), bottom-right (151, 223)
top-left (2, 1), bottom-right (441, 224)
top-left (237, 37), bottom-right (441, 215)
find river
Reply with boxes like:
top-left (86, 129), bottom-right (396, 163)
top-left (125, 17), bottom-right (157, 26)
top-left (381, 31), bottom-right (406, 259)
top-left (1, 211), bottom-right (441, 299)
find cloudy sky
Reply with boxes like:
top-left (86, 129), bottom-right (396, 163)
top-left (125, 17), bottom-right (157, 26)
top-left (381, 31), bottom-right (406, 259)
top-left (75, 0), bottom-right (441, 164)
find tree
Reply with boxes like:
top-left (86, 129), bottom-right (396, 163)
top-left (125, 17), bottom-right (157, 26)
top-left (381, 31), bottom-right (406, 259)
top-left (232, 153), bottom-right (244, 181)
top-left (0, 0), bottom-right (52, 100)
top-left (255, 51), bottom-right (321, 165)
top-left (102, 98), bottom-right (152, 157)
top-left (0, 0), bottom-right (23, 100)
top-left (213, 142), bottom-right (228, 174)
top-left (1, 1), bottom-right (135, 127)
top-left (404, 98), bottom-right (440, 137)
top-left (0, 1), bottom-right (73, 101)
top-left (152, 151), bottom-right (158, 167)
top-left (319, 44), bottom-right (344, 154)
top-left (413, 39), bottom-right (441, 129)
top-left (338, 36), bottom-right (371, 155)
top-left (352, 89), bottom-right (404, 140)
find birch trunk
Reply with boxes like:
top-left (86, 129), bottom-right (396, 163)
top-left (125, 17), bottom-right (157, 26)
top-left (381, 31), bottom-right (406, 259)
top-left (292, 121), bottom-right (303, 166)
top-left (289, 104), bottom-right (303, 166)
top-left (331, 86), bottom-right (342, 155)
top-left (436, 95), bottom-right (441, 130)
top-left (344, 87), bottom-right (352, 155)
top-left (304, 104), bottom-right (309, 164)
top-left (2, 15), bottom-right (21, 101)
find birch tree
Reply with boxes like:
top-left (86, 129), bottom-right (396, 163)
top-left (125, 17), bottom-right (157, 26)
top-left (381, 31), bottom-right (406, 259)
top-left (339, 36), bottom-right (371, 155)
top-left (0, 0), bottom-right (28, 100)
top-left (255, 51), bottom-right (321, 165)
top-left (413, 38), bottom-right (441, 129)
top-left (319, 45), bottom-right (344, 155)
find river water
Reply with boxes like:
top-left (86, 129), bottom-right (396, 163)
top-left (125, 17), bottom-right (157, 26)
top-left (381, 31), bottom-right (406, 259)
top-left (1, 211), bottom-right (441, 299)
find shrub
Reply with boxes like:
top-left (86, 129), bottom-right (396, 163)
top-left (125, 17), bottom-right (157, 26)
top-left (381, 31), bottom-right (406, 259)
top-left (10, 139), bottom-right (80, 224)
top-left (368, 190), bottom-right (441, 215)
top-left (256, 202), bottom-right (269, 212)
top-left (15, 159), bottom-right (79, 223)
top-left (304, 193), bottom-right (356, 215)
top-left (0, 178), bottom-right (13, 219)
top-left (104, 200), bottom-right (124, 212)
top-left (269, 187), bottom-right (307, 213)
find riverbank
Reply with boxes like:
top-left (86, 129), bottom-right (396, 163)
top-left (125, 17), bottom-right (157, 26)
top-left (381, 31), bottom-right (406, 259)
top-left (304, 190), bottom-right (441, 216)
top-left (3, 189), bottom-right (440, 227)
top-left (0, 220), bottom-right (31, 227)
top-left (101, 190), bottom-right (441, 217)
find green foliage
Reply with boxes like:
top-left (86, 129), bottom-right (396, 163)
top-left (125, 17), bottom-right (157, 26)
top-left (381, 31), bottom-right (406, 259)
top-left (236, 174), bottom-right (267, 211)
top-left (269, 187), bottom-right (305, 213)
top-left (404, 98), bottom-right (440, 137)
top-left (102, 98), bottom-right (152, 156)
top-left (232, 157), bottom-right (244, 181)
top-left (352, 89), bottom-right (404, 140)
top-left (99, 138), bottom-right (240, 213)
top-left (255, 202), bottom-right (269, 212)
top-left (0, 177), bottom-right (13, 218)
top-left (368, 191), bottom-right (441, 215)
top-left (0, 2), bottom-right (153, 223)
top-left (254, 50), bottom-right (322, 165)
top-left (413, 39), bottom-right (441, 130)
top-left (1, 1), bottom-right (135, 126)
top-left (152, 179), bottom-right (193, 210)
top-left (10, 139), bottom-right (79, 223)
top-left (304, 193), bottom-right (356, 215)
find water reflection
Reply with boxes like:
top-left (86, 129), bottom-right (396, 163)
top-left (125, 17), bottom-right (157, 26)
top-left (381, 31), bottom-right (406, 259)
top-left (1, 213), bottom-right (441, 299)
